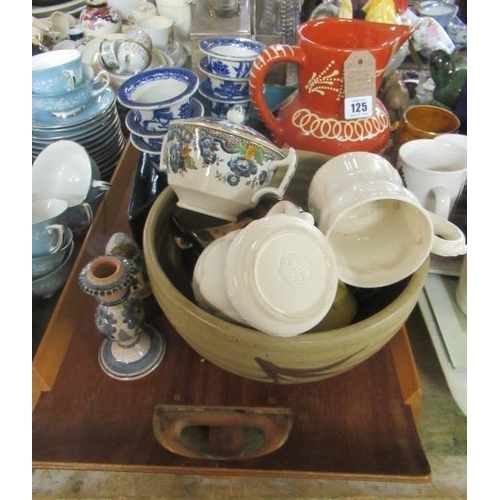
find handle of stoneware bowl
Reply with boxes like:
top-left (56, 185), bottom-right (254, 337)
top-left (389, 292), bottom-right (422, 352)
top-left (46, 224), bottom-right (67, 254)
top-left (429, 186), bottom-right (451, 220)
top-left (249, 46), bottom-right (304, 145)
top-left (90, 70), bottom-right (111, 98)
top-left (251, 148), bottom-right (297, 203)
top-left (153, 405), bottom-right (292, 460)
top-left (428, 210), bottom-right (467, 257)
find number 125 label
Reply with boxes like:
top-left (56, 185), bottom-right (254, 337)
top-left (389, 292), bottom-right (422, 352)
top-left (344, 96), bottom-right (373, 119)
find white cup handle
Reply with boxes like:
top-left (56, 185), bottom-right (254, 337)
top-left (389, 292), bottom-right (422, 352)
top-left (266, 200), bottom-right (315, 225)
top-left (46, 224), bottom-right (67, 254)
top-left (91, 180), bottom-right (112, 191)
top-left (81, 202), bottom-right (94, 225)
top-left (428, 210), bottom-right (467, 257)
top-left (428, 186), bottom-right (451, 219)
top-left (251, 148), bottom-right (297, 203)
top-left (90, 70), bottom-right (111, 98)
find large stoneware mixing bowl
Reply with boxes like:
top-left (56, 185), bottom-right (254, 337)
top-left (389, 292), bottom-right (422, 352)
top-left (143, 151), bottom-right (429, 384)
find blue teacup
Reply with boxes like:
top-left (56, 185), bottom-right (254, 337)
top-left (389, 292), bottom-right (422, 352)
top-left (32, 48), bottom-right (83, 95)
top-left (32, 198), bottom-right (70, 257)
top-left (32, 227), bottom-right (73, 279)
top-left (32, 64), bottom-right (110, 115)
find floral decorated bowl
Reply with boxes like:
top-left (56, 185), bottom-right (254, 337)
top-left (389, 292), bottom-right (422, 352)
top-left (198, 36), bottom-right (266, 79)
top-left (159, 117), bottom-right (297, 221)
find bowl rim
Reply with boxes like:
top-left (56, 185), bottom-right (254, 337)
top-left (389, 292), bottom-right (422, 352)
top-left (198, 37), bottom-right (266, 62)
top-left (116, 67), bottom-right (199, 110)
top-left (143, 186), bottom-right (429, 347)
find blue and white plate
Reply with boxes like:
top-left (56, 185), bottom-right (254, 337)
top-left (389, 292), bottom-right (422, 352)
top-left (198, 78), bottom-right (251, 104)
top-left (130, 132), bottom-right (162, 156)
top-left (116, 67), bottom-right (199, 110)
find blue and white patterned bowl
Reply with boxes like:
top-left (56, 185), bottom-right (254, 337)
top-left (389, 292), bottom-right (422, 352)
top-left (125, 97), bottom-right (205, 137)
top-left (198, 78), bottom-right (252, 121)
top-left (131, 132), bottom-right (164, 152)
top-left (116, 67), bottom-right (199, 110)
top-left (198, 37), bottom-right (266, 79)
top-left (198, 57), bottom-right (250, 100)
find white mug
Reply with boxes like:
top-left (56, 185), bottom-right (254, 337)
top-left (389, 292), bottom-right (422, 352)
top-left (396, 138), bottom-right (467, 219)
top-left (136, 15), bottom-right (175, 51)
top-left (308, 151), bottom-right (466, 288)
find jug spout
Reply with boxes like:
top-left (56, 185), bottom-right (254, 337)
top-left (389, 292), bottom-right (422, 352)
top-left (249, 18), bottom-right (414, 156)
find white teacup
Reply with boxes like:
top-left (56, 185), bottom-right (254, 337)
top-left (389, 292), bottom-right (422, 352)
top-left (308, 152), bottom-right (434, 288)
top-left (136, 15), bottom-right (175, 52)
top-left (397, 138), bottom-right (467, 219)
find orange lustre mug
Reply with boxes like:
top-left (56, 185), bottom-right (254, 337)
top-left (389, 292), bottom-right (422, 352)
top-left (393, 104), bottom-right (460, 150)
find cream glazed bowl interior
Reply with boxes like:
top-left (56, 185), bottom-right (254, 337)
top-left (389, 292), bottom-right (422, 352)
top-left (143, 150), bottom-right (429, 384)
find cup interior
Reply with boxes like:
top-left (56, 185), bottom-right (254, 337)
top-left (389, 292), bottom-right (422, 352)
top-left (32, 198), bottom-right (68, 225)
top-left (327, 198), bottom-right (432, 288)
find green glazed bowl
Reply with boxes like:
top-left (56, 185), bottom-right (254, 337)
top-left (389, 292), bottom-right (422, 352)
top-left (143, 151), bottom-right (429, 384)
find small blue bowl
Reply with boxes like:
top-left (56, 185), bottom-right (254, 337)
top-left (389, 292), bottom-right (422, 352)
top-left (199, 57), bottom-right (250, 100)
top-left (116, 67), bottom-right (199, 110)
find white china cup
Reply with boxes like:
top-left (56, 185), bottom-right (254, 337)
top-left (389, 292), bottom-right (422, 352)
top-left (32, 140), bottom-right (110, 208)
top-left (396, 138), bottom-right (467, 220)
top-left (136, 15), bottom-right (175, 52)
top-left (308, 151), bottom-right (464, 288)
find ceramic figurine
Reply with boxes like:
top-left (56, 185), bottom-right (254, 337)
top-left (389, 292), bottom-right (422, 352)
top-left (78, 254), bottom-right (166, 380)
top-left (429, 49), bottom-right (467, 110)
top-left (378, 70), bottom-right (410, 125)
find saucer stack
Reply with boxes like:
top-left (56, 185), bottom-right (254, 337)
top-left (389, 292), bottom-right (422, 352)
top-left (197, 36), bottom-right (266, 122)
top-left (32, 88), bottom-right (125, 181)
top-left (32, 50), bottom-right (125, 181)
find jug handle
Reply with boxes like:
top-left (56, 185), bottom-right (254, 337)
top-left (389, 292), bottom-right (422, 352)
top-left (249, 45), bottom-right (305, 145)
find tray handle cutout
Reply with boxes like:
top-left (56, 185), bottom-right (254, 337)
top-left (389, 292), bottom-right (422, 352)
top-left (153, 405), bottom-right (293, 460)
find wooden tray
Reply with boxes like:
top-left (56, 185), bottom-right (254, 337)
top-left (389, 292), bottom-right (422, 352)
top-left (32, 142), bottom-right (430, 481)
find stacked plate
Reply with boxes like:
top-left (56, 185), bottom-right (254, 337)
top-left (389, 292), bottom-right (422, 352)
top-left (32, 87), bottom-right (125, 180)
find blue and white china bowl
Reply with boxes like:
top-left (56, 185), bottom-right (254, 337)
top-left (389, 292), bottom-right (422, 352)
top-left (32, 240), bottom-right (75, 299)
top-left (158, 117), bottom-right (297, 221)
top-left (32, 64), bottom-right (110, 115)
top-left (198, 57), bottom-right (250, 100)
top-left (199, 36), bottom-right (266, 79)
top-left (125, 97), bottom-right (204, 137)
top-left (32, 227), bottom-right (73, 279)
top-left (198, 78), bottom-right (251, 121)
top-left (116, 67), bottom-right (199, 110)
top-left (418, 1), bottom-right (459, 29)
